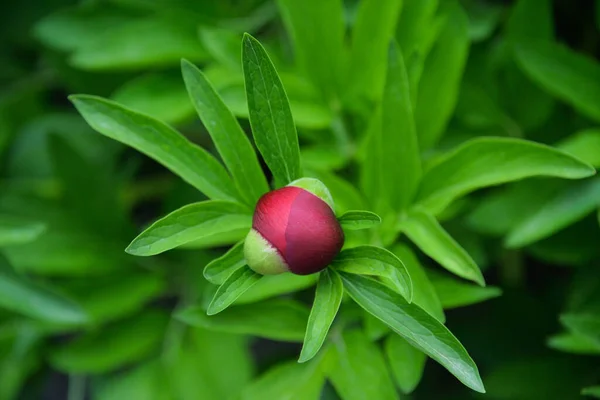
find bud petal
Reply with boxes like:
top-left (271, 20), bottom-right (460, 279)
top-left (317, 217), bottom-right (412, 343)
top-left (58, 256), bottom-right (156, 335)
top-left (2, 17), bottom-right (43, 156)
top-left (243, 228), bottom-right (289, 275)
top-left (244, 181), bottom-right (344, 276)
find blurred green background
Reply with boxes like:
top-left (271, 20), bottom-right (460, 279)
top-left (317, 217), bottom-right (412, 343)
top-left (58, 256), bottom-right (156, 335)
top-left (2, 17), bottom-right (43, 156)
top-left (1, 0), bottom-right (600, 399)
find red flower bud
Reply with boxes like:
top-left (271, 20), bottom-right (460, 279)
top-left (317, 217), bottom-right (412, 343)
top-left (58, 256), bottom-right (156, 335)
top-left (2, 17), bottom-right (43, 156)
top-left (244, 183), bottom-right (344, 275)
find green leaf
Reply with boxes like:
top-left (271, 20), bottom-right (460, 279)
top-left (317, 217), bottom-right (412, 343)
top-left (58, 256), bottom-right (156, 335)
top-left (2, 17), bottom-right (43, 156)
top-left (203, 241), bottom-right (246, 285)
top-left (362, 42), bottom-right (420, 212)
top-left (166, 327), bottom-right (252, 400)
top-left (236, 273), bottom-right (317, 304)
top-left (515, 39), bottom-right (600, 122)
top-left (241, 359), bottom-right (324, 400)
top-left (332, 245), bottom-right (413, 302)
top-left (415, 137), bottom-right (595, 215)
top-left (277, 0), bottom-right (345, 99)
top-left (65, 272), bottom-right (165, 326)
top-left (337, 272), bottom-right (485, 393)
top-left (0, 255), bottom-right (88, 325)
top-left (415, 2), bottom-right (469, 149)
top-left (126, 201), bottom-right (251, 256)
top-left (207, 266), bottom-right (261, 315)
top-left (0, 215), bottom-right (45, 247)
top-left (560, 313), bottom-right (600, 345)
top-left (94, 360), bottom-right (170, 400)
top-left (299, 269), bottom-right (343, 363)
top-left (112, 73), bottom-right (194, 124)
top-left (177, 299), bottom-right (309, 342)
top-left (391, 244), bottom-right (445, 322)
top-left (307, 169), bottom-right (366, 214)
top-left (428, 271), bottom-right (501, 309)
top-left (70, 95), bottom-right (241, 201)
top-left (182, 60), bottom-right (269, 205)
top-left (400, 209), bottom-right (484, 286)
top-left (507, 177), bottom-right (600, 248)
top-left (507, 0), bottom-right (554, 41)
top-left (559, 128), bottom-right (600, 168)
top-left (70, 17), bottom-right (208, 70)
top-left (583, 386), bottom-right (600, 398)
top-left (547, 332), bottom-right (600, 355)
top-left (50, 310), bottom-right (168, 374)
top-left (337, 210), bottom-right (381, 230)
top-left (346, 0), bottom-right (403, 101)
top-left (328, 329), bottom-right (397, 400)
top-left (383, 42), bottom-right (421, 209)
top-left (241, 34), bottom-right (301, 187)
top-left (385, 334), bottom-right (427, 394)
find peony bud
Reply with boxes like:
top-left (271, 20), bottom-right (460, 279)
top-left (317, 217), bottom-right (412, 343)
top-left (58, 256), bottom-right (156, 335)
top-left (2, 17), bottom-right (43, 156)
top-left (244, 178), bottom-right (344, 275)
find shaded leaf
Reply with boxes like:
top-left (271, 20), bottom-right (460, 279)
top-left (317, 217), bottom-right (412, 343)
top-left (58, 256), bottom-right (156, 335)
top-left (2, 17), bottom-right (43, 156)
top-left (241, 359), bottom-right (324, 400)
top-left (126, 201), bottom-right (251, 256)
top-left (507, 177), bottom-right (600, 248)
top-left (0, 215), bottom-right (45, 247)
top-left (428, 271), bottom-right (501, 309)
top-left (515, 39), bottom-right (600, 122)
top-left (328, 329), bottom-right (397, 400)
top-left (385, 334), bottom-right (427, 394)
top-left (346, 0), bottom-right (403, 101)
top-left (416, 2), bottom-right (469, 149)
top-left (277, 0), bottom-right (345, 99)
top-left (547, 332), bottom-right (600, 355)
top-left (50, 310), bottom-right (168, 374)
top-left (391, 244), bottom-right (445, 322)
top-left (177, 299), bottom-right (309, 342)
top-left (0, 255), bottom-right (88, 325)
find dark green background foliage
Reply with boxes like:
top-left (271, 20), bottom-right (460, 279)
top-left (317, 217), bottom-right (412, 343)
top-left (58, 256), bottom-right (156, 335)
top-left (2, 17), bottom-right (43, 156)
top-left (1, 0), bottom-right (600, 399)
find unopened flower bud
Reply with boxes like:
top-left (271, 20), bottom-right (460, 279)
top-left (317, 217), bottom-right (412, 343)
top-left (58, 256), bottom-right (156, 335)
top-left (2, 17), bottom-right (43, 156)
top-left (244, 178), bottom-right (344, 275)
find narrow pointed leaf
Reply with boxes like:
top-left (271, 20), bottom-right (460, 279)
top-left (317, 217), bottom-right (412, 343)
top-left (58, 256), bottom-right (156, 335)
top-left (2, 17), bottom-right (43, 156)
top-left (207, 267), bottom-right (261, 315)
top-left (241, 359), bottom-right (324, 400)
top-left (582, 386), bottom-right (600, 398)
top-left (385, 334), bottom-right (427, 394)
top-left (328, 329), bottom-right (397, 400)
top-left (507, 177), bottom-right (600, 248)
top-left (362, 42), bottom-right (420, 212)
top-left (547, 332), bottom-right (600, 355)
top-left (203, 241), bottom-right (246, 285)
top-left (416, 2), bottom-right (469, 149)
top-left (69, 95), bottom-right (240, 201)
top-left (0, 215), bottom-right (45, 247)
top-left (515, 39), bottom-right (600, 122)
top-left (277, 0), bottom-right (345, 99)
top-left (242, 34), bottom-right (301, 187)
top-left (400, 209), bottom-right (485, 286)
top-left (428, 271), bottom-right (502, 309)
top-left (337, 272), bottom-right (485, 393)
top-left (391, 244), bottom-right (445, 322)
top-left (560, 313), bottom-right (600, 345)
top-left (299, 269), bottom-right (343, 363)
top-left (332, 245), bottom-right (413, 302)
top-left (181, 60), bottom-right (269, 205)
top-left (416, 137), bottom-right (595, 215)
top-left (347, 0), bottom-right (403, 100)
top-left (338, 210), bottom-right (381, 230)
top-left (177, 299), bottom-right (308, 342)
top-left (126, 201), bottom-right (251, 256)
top-left (0, 256), bottom-right (88, 325)
top-left (237, 273), bottom-right (317, 304)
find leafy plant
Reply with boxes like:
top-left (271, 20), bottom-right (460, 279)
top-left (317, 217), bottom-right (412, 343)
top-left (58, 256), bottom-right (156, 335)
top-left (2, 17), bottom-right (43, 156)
top-left (1, 0), bottom-right (600, 398)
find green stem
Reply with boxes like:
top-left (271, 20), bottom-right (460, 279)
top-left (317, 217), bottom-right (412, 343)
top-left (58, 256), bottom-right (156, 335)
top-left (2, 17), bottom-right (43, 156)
top-left (68, 375), bottom-right (85, 400)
